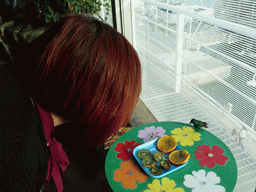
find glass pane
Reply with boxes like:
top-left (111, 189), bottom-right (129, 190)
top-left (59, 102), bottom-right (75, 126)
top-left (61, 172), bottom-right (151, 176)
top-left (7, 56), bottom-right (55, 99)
top-left (98, 0), bottom-right (113, 27)
top-left (132, 0), bottom-right (256, 191)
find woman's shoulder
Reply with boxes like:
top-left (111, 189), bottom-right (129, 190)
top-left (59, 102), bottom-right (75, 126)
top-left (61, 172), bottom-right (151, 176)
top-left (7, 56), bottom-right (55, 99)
top-left (0, 63), bottom-right (48, 191)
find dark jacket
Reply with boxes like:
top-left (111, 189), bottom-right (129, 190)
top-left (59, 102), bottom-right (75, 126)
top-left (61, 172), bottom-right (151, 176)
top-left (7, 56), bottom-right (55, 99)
top-left (0, 26), bottom-right (48, 191)
top-left (0, 16), bottom-right (113, 192)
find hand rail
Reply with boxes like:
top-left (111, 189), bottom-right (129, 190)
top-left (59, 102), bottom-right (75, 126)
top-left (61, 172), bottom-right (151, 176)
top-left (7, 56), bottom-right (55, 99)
top-left (138, 0), bottom-right (256, 40)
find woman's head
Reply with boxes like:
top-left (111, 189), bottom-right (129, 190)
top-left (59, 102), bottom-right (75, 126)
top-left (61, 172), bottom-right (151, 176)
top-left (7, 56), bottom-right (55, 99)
top-left (22, 13), bottom-right (141, 145)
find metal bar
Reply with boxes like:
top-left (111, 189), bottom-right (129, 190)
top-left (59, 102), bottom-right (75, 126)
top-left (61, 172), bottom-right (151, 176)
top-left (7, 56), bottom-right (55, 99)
top-left (192, 20), bottom-right (202, 39)
top-left (189, 17), bottom-right (192, 48)
top-left (183, 55), bottom-right (256, 108)
top-left (111, 0), bottom-right (122, 33)
top-left (140, 0), bottom-right (256, 40)
top-left (137, 28), bottom-right (173, 53)
top-left (131, 0), bottom-right (136, 48)
top-left (200, 0), bottom-right (204, 7)
top-left (166, 0), bottom-right (169, 37)
top-left (175, 14), bottom-right (185, 93)
top-left (183, 34), bottom-right (256, 74)
top-left (138, 41), bottom-right (255, 133)
top-left (155, 6), bottom-right (158, 31)
top-left (136, 14), bottom-right (256, 75)
top-left (251, 112), bottom-right (256, 130)
top-left (136, 43), bottom-right (174, 72)
top-left (182, 75), bottom-right (254, 131)
top-left (136, 13), bottom-right (177, 34)
top-left (101, 3), bottom-right (105, 21)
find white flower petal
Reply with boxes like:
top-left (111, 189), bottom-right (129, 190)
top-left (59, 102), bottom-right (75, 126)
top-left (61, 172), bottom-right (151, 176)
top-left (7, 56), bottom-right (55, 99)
top-left (193, 184), bottom-right (225, 192)
top-left (191, 186), bottom-right (205, 192)
top-left (192, 170), bottom-right (207, 181)
top-left (138, 130), bottom-right (148, 138)
top-left (186, 170), bottom-right (225, 192)
top-left (211, 185), bottom-right (226, 192)
top-left (205, 171), bottom-right (221, 185)
top-left (151, 135), bottom-right (158, 140)
top-left (144, 136), bottom-right (153, 143)
top-left (183, 174), bottom-right (200, 188)
top-left (148, 126), bottom-right (156, 132)
top-left (155, 127), bottom-right (165, 134)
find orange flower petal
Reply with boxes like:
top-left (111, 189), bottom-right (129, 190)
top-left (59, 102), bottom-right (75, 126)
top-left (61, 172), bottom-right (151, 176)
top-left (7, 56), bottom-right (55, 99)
top-left (133, 172), bottom-right (148, 183)
top-left (113, 169), bottom-right (127, 181)
top-left (130, 166), bottom-right (148, 180)
top-left (120, 160), bottom-right (134, 172)
top-left (121, 176), bottom-right (137, 189)
top-left (114, 160), bottom-right (148, 189)
top-left (125, 160), bottom-right (148, 183)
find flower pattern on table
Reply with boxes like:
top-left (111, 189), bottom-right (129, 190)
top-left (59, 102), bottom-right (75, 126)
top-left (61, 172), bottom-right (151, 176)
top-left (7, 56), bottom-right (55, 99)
top-left (184, 169), bottom-right (225, 192)
top-left (194, 145), bottom-right (229, 168)
top-left (171, 126), bottom-right (201, 146)
top-left (114, 140), bottom-right (142, 161)
top-left (144, 177), bottom-right (185, 192)
top-left (113, 160), bottom-right (148, 189)
top-left (138, 126), bottom-right (166, 143)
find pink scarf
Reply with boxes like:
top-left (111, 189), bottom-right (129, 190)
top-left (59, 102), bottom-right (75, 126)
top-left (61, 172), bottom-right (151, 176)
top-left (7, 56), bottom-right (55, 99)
top-left (35, 102), bottom-right (70, 192)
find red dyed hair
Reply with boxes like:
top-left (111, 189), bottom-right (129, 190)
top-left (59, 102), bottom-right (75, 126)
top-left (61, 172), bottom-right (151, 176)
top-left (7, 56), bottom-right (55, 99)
top-left (20, 14), bottom-right (141, 146)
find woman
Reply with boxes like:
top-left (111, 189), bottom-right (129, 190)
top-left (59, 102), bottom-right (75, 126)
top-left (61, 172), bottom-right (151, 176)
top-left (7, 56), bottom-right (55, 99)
top-left (0, 13), bottom-right (141, 191)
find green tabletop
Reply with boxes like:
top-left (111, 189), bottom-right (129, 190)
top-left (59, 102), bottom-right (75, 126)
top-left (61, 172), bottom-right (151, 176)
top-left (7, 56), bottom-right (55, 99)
top-left (105, 122), bottom-right (237, 192)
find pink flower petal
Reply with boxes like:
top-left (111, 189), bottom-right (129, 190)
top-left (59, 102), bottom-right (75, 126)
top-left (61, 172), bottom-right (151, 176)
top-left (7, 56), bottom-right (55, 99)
top-left (125, 140), bottom-right (136, 148)
top-left (194, 151), bottom-right (208, 159)
top-left (211, 145), bottom-right (224, 155)
top-left (114, 143), bottom-right (126, 152)
top-left (117, 152), bottom-right (130, 161)
top-left (206, 159), bottom-right (216, 168)
top-left (214, 155), bottom-right (229, 165)
top-left (199, 158), bottom-right (216, 168)
top-left (199, 158), bottom-right (209, 166)
top-left (195, 145), bottom-right (229, 168)
top-left (124, 151), bottom-right (133, 158)
top-left (133, 142), bottom-right (143, 149)
top-left (197, 145), bottom-right (211, 153)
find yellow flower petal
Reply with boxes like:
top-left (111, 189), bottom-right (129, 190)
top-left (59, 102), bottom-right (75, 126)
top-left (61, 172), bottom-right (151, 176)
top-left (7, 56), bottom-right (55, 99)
top-left (183, 126), bottom-right (195, 134)
top-left (161, 178), bottom-right (176, 189)
top-left (172, 187), bottom-right (185, 192)
top-left (148, 179), bottom-right (161, 190)
top-left (145, 178), bottom-right (185, 192)
top-left (180, 137), bottom-right (194, 146)
top-left (186, 138), bottom-right (195, 146)
top-left (189, 132), bottom-right (201, 141)
top-left (171, 128), bottom-right (184, 135)
top-left (171, 135), bottom-right (182, 142)
top-left (171, 126), bottom-right (201, 146)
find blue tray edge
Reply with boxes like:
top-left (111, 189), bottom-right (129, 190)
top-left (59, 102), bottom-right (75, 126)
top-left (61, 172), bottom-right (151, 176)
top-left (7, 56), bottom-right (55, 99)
top-left (133, 138), bottom-right (189, 178)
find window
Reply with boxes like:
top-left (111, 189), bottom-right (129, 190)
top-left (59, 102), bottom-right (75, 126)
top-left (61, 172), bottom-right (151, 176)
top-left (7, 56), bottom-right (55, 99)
top-left (117, 0), bottom-right (256, 191)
